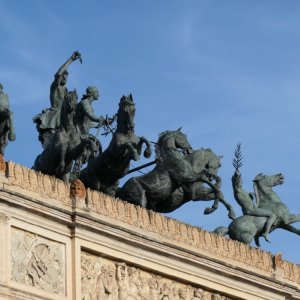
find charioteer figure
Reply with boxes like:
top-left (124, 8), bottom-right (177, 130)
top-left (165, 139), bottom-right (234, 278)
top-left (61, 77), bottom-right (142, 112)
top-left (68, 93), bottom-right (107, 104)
top-left (75, 86), bottom-right (114, 143)
top-left (0, 83), bottom-right (16, 156)
top-left (33, 51), bottom-right (82, 148)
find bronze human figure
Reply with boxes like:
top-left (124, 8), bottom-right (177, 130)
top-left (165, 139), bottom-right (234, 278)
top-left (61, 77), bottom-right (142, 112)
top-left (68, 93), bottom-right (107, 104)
top-left (0, 83), bottom-right (16, 156)
top-left (215, 145), bottom-right (300, 245)
top-left (33, 90), bottom-right (100, 182)
top-left (33, 51), bottom-right (82, 148)
top-left (74, 86), bottom-right (114, 152)
top-left (231, 169), bottom-right (277, 242)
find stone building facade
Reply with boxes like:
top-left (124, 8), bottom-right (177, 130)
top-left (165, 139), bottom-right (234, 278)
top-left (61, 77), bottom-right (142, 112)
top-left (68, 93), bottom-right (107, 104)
top-left (0, 160), bottom-right (299, 299)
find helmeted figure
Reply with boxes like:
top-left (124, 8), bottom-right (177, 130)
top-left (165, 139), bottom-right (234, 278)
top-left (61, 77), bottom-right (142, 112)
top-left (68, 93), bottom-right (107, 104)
top-left (33, 51), bottom-right (82, 148)
top-left (0, 83), bottom-right (16, 156)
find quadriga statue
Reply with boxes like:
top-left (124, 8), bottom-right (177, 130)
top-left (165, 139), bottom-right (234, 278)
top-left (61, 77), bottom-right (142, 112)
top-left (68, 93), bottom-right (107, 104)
top-left (117, 129), bottom-right (236, 219)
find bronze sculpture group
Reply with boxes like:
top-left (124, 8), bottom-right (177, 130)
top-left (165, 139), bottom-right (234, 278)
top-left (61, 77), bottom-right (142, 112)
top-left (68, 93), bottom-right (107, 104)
top-left (1, 51), bottom-right (300, 248)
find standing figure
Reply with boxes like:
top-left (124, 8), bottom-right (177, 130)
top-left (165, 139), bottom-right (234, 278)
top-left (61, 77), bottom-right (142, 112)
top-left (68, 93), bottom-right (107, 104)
top-left (33, 51), bottom-right (82, 147)
top-left (0, 84), bottom-right (16, 156)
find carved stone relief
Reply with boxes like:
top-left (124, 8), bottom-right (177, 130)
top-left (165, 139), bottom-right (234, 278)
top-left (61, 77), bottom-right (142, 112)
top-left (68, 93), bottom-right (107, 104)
top-left (81, 251), bottom-right (232, 300)
top-left (0, 212), bottom-right (10, 224)
top-left (70, 179), bottom-right (86, 200)
top-left (11, 227), bottom-right (65, 295)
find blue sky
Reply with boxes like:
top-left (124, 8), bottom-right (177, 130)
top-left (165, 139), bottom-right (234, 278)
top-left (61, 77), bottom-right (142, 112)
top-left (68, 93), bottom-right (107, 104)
top-left (1, 0), bottom-right (300, 263)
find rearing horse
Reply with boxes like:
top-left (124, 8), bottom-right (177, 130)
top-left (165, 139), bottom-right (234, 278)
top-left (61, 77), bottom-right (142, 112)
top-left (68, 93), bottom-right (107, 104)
top-left (117, 129), bottom-right (235, 219)
top-left (81, 94), bottom-right (152, 196)
top-left (215, 173), bottom-right (300, 245)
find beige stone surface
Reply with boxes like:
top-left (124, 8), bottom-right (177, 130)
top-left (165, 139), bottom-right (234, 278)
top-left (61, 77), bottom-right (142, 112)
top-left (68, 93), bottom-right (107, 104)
top-left (11, 227), bottom-right (65, 295)
top-left (0, 160), bottom-right (299, 299)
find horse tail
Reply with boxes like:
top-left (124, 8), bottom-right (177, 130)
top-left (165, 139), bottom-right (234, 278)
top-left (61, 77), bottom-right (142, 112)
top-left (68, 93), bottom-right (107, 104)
top-left (214, 226), bottom-right (229, 236)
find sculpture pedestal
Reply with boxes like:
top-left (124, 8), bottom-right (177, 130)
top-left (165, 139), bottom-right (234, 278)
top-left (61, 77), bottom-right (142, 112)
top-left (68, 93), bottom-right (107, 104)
top-left (0, 160), bottom-right (299, 300)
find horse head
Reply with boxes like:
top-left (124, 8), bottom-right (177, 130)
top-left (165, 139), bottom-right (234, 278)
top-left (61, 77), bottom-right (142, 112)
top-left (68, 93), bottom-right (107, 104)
top-left (63, 89), bottom-right (78, 113)
top-left (253, 173), bottom-right (285, 207)
top-left (253, 173), bottom-right (285, 189)
top-left (157, 129), bottom-right (193, 155)
top-left (80, 135), bottom-right (101, 164)
top-left (203, 150), bottom-right (222, 177)
top-left (117, 94), bottom-right (136, 132)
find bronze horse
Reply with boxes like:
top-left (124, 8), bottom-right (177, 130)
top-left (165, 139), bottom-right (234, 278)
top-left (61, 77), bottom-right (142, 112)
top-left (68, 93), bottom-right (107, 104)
top-left (81, 94), bottom-right (152, 196)
top-left (117, 129), bottom-right (235, 219)
top-left (215, 173), bottom-right (300, 245)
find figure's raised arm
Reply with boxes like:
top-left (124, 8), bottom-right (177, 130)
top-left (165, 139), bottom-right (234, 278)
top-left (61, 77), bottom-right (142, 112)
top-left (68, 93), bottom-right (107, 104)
top-left (56, 51), bottom-right (82, 76)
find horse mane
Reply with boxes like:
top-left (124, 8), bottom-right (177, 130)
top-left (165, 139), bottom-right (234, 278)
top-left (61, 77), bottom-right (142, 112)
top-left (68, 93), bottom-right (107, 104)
top-left (64, 89), bottom-right (78, 103)
top-left (116, 94), bottom-right (135, 131)
top-left (155, 130), bottom-right (174, 158)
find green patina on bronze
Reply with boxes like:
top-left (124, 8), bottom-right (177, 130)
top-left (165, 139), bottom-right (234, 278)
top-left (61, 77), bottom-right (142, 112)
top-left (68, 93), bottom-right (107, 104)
top-left (215, 144), bottom-right (300, 246)
top-left (0, 83), bottom-right (16, 156)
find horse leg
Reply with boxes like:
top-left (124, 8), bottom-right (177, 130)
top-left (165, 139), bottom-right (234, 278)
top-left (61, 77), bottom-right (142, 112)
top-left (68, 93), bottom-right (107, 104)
top-left (217, 197), bottom-right (236, 220)
top-left (281, 224), bottom-right (300, 236)
top-left (130, 178), bottom-right (148, 208)
top-left (118, 178), bottom-right (148, 208)
top-left (254, 235), bottom-right (261, 247)
top-left (8, 111), bottom-right (16, 141)
top-left (122, 143), bottom-right (140, 161)
top-left (138, 136), bottom-right (152, 158)
top-left (204, 199), bottom-right (219, 215)
top-left (180, 183), bottom-right (219, 215)
top-left (201, 178), bottom-right (236, 220)
top-left (61, 172), bottom-right (70, 183)
top-left (56, 146), bottom-right (67, 177)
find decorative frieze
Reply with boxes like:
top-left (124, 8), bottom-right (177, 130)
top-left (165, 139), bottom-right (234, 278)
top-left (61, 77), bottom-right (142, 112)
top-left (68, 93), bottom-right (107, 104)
top-left (81, 251), bottom-right (232, 300)
top-left (11, 227), bottom-right (66, 295)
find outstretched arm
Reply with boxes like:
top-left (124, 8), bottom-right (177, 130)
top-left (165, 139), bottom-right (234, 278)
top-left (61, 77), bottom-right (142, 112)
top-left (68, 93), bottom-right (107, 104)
top-left (57, 51), bottom-right (81, 76)
top-left (232, 170), bottom-right (256, 212)
top-left (81, 101), bottom-right (102, 123)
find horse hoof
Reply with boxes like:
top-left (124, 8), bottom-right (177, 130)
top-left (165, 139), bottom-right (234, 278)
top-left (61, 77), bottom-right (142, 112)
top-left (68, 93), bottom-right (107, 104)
top-left (144, 149), bottom-right (151, 158)
top-left (263, 234), bottom-right (271, 243)
top-left (204, 207), bottom-right (213, 215)
top-left (8, 133), bottom-right (16, 141)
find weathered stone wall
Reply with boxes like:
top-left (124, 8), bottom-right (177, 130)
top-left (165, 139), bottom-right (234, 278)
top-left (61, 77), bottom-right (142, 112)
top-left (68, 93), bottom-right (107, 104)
top-left (0, 160), bottom-right (299, 299)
